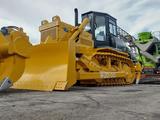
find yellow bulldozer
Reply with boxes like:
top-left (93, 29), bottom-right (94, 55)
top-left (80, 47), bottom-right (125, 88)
top-left (0, 9), bottom-right (141, 91)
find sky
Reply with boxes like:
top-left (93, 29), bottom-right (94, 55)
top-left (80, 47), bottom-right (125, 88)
top-left (0, 0), bottom-right (160, 44)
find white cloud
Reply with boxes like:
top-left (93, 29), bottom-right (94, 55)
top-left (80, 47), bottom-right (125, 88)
top-left (0, 18), bottom-right (39, 44)
top-left (0, 0), bottom-right (160, 43)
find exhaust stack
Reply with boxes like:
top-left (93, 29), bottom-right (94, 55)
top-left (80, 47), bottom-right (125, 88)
top-left (74, 8), bottom-right (79, 26)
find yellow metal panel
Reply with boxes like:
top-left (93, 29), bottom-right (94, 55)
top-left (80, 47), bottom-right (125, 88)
top-left (0, 55), bottom-right (25, 83)
top-left (78, 72), bottom-right (125, 80)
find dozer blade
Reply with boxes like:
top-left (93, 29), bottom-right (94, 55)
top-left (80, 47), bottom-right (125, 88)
top-left (12, 17), bottom-right (89, 91)
top-left (13, 42), bottom-right (76, 91)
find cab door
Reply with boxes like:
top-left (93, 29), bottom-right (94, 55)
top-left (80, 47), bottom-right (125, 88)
top-left (93, 14), bottom-right (109, 48)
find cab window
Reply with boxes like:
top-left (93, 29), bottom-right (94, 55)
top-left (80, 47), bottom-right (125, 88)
top-left (95, 16), bottom-right (106, 41)
top-left (109, 19), bottom-right (117, 36)
top-left (82, 14), bottom-right (92, 33)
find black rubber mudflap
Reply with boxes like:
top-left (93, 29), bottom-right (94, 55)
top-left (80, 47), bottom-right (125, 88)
top-left (139, 77), bottom-right (160, 84)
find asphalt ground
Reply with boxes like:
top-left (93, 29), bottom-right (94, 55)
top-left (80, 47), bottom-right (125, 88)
top-left (0, 84), bottom-right (160, 120)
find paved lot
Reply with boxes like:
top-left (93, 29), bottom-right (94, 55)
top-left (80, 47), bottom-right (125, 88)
top-left (0, 85), bottom-right (160, 120)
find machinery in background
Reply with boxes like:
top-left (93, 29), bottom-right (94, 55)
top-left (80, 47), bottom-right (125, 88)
top-left (0, 9), bottom-right (141, 91)
top-left (135, 32), bottom-right (160, 83)
top-left (0, 26), bottom-right (32, 91)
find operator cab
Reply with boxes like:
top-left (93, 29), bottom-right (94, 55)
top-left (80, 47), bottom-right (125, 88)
top-left (82, 11), bottom-right (117, 48)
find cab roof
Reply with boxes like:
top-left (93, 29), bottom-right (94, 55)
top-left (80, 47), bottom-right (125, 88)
top-left (82, 11), bottom-right (117, 21)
